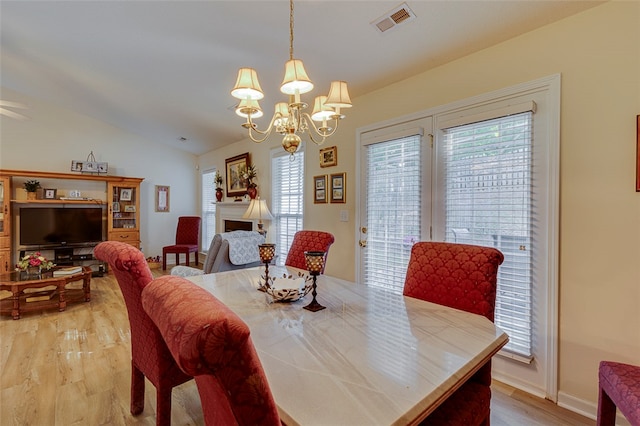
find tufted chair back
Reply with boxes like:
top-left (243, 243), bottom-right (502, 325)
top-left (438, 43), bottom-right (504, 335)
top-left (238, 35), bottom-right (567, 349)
top-left (141, 275), bottom-right (281, 426)
top-left (403, 241), bottom-right (504, 426)
top-left (94, 241), bottom-right (192, 425)
top-left (284, 230), bottom-right (335, 272)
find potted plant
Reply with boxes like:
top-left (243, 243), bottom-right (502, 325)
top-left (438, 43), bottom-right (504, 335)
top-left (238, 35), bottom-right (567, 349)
top-left (23, 179), bottom-right (41, 200)
top-left (16, 251), bottom-right (55, 275)
top-left (243, 164), bottom-right (258, 199)
top-left (214, 170), bottom-right (224, 202)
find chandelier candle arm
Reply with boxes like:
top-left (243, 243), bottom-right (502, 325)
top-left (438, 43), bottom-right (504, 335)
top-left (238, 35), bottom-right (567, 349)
top-left (230, 0), bottom-right (352, 155)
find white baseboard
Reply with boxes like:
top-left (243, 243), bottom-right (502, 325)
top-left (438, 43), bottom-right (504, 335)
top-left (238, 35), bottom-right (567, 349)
top-left (556, 391), bottom-right (630, 425)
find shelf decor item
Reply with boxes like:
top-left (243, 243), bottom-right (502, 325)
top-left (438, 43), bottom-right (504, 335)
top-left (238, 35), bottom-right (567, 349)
top-left (16, 251), bottom-right (55, 273)
top-left (257, 243), bottom-right (276, 292)
top-left (214, 170), bottom-right (224, 202)
top-left (70, 151), bottom-right (108, 174)
top-left (23, 179), bottom-right (40, 200)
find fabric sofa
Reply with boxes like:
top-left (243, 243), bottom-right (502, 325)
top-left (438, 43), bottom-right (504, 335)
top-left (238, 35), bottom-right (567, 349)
top-left (171, 230), bottom-right (265, 276)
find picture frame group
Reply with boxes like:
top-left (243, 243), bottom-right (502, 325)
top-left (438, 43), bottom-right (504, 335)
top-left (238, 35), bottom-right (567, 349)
top-left (314, 172), bottom-right (346, 204)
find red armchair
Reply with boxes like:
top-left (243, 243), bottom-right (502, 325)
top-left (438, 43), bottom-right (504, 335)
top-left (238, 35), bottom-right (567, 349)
top-left (597, 360), bottom-right (640, 426)
top-left (284, 230), bottom-right (335, 272)
top-left (141, 275), bottom-right (281, 426)
top-left (403, 241), bottom-right (504, 426)
top-left (94, 241), bottom-right (192, 426)
top-left (162, 216), bottom-right (201, 270)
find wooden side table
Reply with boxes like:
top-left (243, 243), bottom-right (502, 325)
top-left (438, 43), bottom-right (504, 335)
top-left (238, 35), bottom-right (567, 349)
top-left (0, 266), bottom-right (92, 319)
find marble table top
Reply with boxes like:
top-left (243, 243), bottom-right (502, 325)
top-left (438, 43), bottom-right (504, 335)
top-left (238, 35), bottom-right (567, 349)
top-left (187, 266), bottom-right (508, 426)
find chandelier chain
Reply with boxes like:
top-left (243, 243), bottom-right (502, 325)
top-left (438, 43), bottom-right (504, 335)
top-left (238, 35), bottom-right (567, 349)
top-left (289, 0), bottom-right (294, 60)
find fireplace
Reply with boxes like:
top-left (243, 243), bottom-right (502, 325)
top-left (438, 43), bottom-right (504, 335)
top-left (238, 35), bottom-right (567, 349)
top-left (225, 220), bottom-right (253, 232)
top-left (216, 202), bottom-right (261, 234)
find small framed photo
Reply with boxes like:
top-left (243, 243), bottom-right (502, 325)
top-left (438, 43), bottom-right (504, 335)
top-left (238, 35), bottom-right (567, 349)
top-left (319, 146), bottom-right (337, 168)
top-left (120, 188), bottom-right (133, 201)
top-left (43, 188), bottom-right (57, 200)
top-left (155, 185), bottom-right (170, 212)
top-left (314, 175), bottom-right (327, 204)
top-left (330, 172), bottom-right (346, 204)
top-left (112, 202), bottom-right (120, 213)
top-left (124, 205), bottom-right (136, 213)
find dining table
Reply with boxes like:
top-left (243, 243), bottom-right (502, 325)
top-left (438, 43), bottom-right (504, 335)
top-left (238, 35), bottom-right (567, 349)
top-left (186, 265), bottom-right (508, 426)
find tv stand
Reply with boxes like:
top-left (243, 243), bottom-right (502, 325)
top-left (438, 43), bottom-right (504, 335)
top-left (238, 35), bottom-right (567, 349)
top-left (0, 169), bottom-right (143, 273)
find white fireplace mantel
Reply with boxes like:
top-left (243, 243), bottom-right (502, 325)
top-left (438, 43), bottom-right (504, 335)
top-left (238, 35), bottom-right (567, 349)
top-left (215, 201), bottom-right (257, 233)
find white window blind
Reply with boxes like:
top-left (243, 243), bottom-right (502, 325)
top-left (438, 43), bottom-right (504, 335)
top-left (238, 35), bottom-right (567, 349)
top-left (201, 169), bottom-right (217, 252)
top-left (364, 135), bottom-right (421, 292)
top-left (271, 149), bottom-right (304, 265)
top-left (442, 112), bottom-right (533, 357)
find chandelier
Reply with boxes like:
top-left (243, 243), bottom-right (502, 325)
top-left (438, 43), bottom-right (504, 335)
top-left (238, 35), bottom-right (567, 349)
top-left (231, 0), bottom-right (352, 156)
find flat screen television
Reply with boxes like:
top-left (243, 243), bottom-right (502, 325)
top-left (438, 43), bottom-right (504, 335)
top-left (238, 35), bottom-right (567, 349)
top-left (20, 207), bottom-right (105, 247)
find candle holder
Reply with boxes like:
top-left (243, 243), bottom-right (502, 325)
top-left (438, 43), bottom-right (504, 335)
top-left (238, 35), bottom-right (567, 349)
top-left (258, 243), bottom-right (276, 291)
top-left (303, 251), bottom-right (326, 312)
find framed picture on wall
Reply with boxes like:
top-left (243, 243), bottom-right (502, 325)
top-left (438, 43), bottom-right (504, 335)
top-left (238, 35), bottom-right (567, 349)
top-left (319, 146), bottom-right (337, 168)
top-left (314, 175), bottom-right (327, 204)
top-left (155, 185), bottom-right (170, 212)
top-left (330, 172), bottom-right (346, 203)
top-left (226, 152), bottom-right (250, 197)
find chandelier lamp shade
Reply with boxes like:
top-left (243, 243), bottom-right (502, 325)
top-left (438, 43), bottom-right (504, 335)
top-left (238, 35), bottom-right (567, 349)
top-left (231, 0), bottom-right (352, 155)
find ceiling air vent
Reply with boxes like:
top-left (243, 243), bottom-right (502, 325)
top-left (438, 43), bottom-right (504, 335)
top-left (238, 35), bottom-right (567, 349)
top-left (371, 2), bottom-right (416, 34)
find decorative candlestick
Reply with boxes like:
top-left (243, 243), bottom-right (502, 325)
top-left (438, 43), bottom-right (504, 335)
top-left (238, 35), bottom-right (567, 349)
top-left (303, 251), bottom-right (326, 312)
top-left (258, 243), bottom-right (275, 291)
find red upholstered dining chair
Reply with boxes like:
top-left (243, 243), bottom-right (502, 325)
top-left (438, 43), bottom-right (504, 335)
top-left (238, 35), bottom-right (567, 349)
top-left (597, 360), bottom-right (640, 426)
top-left (403, 241), bottom-right (504, 426)
top-left (141, 275), bottom-right (281, 426)
top-left (284, 230), bottom-right (335, 272)
top-left (94, 241), bottom-right (192, 426)
top-left (162, 216), bottom-right (201, 270)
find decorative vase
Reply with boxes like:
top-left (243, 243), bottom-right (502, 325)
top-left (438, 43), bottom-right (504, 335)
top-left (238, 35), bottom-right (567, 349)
top-left (215, 188), bottom-right (223, 202)
top-left (26, 191), bottom-right (37, 200)
top-left (26, 266), bottom-right (40, 276)
top-left (247, 186), bottom-right (257, 200)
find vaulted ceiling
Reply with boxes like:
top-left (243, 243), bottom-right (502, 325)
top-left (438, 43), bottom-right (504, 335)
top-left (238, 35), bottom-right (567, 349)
top-left (1, 1), bottom-right (603, 155)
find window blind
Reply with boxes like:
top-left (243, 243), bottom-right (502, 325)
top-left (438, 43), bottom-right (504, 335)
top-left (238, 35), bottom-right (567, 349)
top-left (201, 169), bottom-right (217, 252)
top-left (271, 149), bottom-right (304, 265)
top-left (364, 135), bottom-right (421, 292)
top-left (442, 112), bottom-right (533, 357)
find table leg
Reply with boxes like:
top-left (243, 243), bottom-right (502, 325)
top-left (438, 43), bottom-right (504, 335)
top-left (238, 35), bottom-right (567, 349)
top-left (83, 274), bottom-right (91, 302)
top-left (58, 281), bottom-right (67, 312)
top-left (11, 291), bottom-right (21, 320)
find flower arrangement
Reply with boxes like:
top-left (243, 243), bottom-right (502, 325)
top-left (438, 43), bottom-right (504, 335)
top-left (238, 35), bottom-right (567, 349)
top-left (243, 164), bottom-right (258, 188)
top-left (23, 179), bottom-right (41, 193)
top-left (16, 252), bottom-right (55, 271)
top-left (214, 170), bottom-right (223, 190)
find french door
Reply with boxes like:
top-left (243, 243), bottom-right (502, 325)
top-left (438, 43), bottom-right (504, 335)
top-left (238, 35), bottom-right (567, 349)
top-left (357, 118), bottom-right (432, 289)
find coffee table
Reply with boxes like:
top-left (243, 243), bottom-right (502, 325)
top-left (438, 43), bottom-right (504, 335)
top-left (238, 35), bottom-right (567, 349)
top-left (0, 266), bottom-right (92, 319)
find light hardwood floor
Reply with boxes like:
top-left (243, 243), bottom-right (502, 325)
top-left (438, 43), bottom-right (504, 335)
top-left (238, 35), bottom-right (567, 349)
top-left (1, 270), bottom-right (595, 425)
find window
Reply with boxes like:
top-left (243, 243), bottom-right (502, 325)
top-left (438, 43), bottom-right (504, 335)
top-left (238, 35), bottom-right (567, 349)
top-left (271, 148), bottom-right (304, 264)
top-left (201, 168), bottom-right (217, 252)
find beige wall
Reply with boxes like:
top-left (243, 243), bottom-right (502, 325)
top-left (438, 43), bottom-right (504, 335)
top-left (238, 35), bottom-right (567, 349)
top-left (201, 0), bottom-right (640, 415)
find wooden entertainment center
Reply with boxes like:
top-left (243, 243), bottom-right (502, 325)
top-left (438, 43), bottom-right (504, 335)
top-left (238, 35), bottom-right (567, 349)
top-left (0, 169), bottom-right (143, 274)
